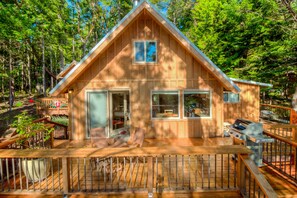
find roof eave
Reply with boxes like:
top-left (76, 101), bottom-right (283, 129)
top-left (50, 0), bottom-right (241, 96)
top-left (49, 2), bottom-right (146, 96)
top-left (231, 78), bottom-right (273, 88)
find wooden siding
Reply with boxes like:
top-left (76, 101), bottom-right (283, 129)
top-left (223, 82), bottom-right (260, 124)
top-left (69, 11), bottom-right (224, 140)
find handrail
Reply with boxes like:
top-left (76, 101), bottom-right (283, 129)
top-left (261, 104), bottom-right (297, 124)
top-left (261, 104), bottom-right (292, 111)
top-left (262, 124), bottom-right (297, 185)
top-left (0, 145), bottom-right (252, 158)
top-left (263, 130), bottom-right (297, 147)
top-left (239, 155), bottom-right (278, 198)
top-left (0, 145), bottom-right (276, 197)
top-left (0, 123), bottom-right (55, 149)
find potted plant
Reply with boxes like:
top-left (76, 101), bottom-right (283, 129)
top-left (12, 111), bottom-right (54, 182)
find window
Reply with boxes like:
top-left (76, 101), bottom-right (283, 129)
top-left (184, 91), bottom-right (211, 118)
top-left (151, 91), bottom-right (179, 118)
top-left (224, 92), bottom-right (239, 103)
top-left (134, 41), bottom-right (157, 63)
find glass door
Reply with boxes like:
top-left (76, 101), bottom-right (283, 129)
top-left (110, 91), bottom-right (130, 131)
top-left (86, 91), bottom-right (108, 138)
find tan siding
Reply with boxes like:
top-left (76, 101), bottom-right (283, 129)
top-left (223, 82), bottom-right (260, 124)
top-left (71, 12), bottom-right (225, 140)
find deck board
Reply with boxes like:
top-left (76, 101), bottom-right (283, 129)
top-left (53, 137), bottom-right (297, 197)
top-left (1, 136), bottom-right (297, 196)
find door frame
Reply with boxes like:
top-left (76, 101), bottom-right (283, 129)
top-left (85, 89), bottom-right (131, 139)
top-left (109, 91), bottom-right (130, 132)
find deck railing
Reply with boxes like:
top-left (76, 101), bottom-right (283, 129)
top-left (238, 155), bottom-right (277, 198)
top-left (263, 124), bottom-right (297, 185)
top-left (0, 146), bottom-right (277, 197)
top-left (36, 97), bottom-right (68, 116)
top-left (260, 104), bottom-right (297, 125)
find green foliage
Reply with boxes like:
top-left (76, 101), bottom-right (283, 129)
top-left (12, 112), bottom-right (54, 147)
top-left (14, 101), bottom-right (23, 108)
top-left (0, 0), bottom-right (296, 103)
top-left (187, 0), bottom-right (297, 100)
top-left (51, 116), bottom-right (69, 126)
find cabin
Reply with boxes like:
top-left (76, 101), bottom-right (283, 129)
top-left (48, 0), bottom-right (271, 141)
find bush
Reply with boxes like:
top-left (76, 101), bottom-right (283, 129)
top-left (14, 101), bottom-right (23, 108)
top-left (51, 116), bottom-right (68, 126)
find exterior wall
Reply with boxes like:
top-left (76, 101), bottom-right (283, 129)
top-left (69, 11), bottom-right (225, 140)
top-left (223, 82), bottom-right (260, 124)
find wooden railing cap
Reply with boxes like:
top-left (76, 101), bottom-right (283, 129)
top-left (0, 145), bottom-right (252, 158)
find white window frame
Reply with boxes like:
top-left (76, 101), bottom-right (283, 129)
top-left (133, 40), bottom-right (157, 64)
top-left (183, 90), bottom-right (212, 119)
top-left (223, 92), bottom-right (240, 103)
top-left (151, 90), bottom-right (180, 120)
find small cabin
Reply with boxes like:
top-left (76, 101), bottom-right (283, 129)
top-left (49, 1), bottom-right (271, 140)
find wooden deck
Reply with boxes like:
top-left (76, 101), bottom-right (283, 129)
top-left (52, 137), bottom-right (297, 197)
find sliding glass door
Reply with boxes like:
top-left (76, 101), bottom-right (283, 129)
top-left (86, 90), bottom-right (130, 138)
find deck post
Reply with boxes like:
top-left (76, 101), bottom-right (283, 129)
top-left (62, 157), bottom-right (70, 195)
top-left (147, 156), bottom-right (154, 198)
top-left (237, 154), bottom-right (248, 196)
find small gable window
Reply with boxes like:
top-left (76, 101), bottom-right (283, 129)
top-left (134, 41), bottom-right (157, 63)
top-left (224, 92), bottom-right (240, 103)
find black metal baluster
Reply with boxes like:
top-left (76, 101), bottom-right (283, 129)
top-left (176, 155), bottom-right (178, 189)
top-left (110, 157), bottom-right (113, 190)
top-left (168, 155), bottom-right (171, 190)
top-left (201, 155), bottom-right (204, 189)
top-left (77, 158), bottom-right (80, 191)
top-left (208, 155), bottom-right (210, 189)
top-left (188, 155), bottom-right (191, 190)
top-left (51, 158), bottom-right (54, 191)
top-left (215, 154), bottom-right (217, 189)
top-left (182, 155), bottom-right (184, 190)
top-left (227, 154), bottom-right (230, 188)
top-left (221, 154), bottom-right (223, 189)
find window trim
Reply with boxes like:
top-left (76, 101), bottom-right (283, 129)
top-left (133, 40), bottom-right (157, 64)
top-left (223, 91), bottom-right (240, 103)
top-left (182, 90), bottom-right (212, 119)
top-left (150, 90), bottom-right (180, 120)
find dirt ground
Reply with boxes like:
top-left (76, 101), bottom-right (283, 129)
top-left (0, 101), bottom-right (36, 137)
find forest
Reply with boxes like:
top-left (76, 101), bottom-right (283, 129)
top-left (0, 0), bottom-right (296, 108)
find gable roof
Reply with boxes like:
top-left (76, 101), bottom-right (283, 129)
top-left (50, 0), bottom-right (240, 96)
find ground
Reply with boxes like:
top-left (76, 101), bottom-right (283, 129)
top-left (0, 95), bottom-right (36, 137)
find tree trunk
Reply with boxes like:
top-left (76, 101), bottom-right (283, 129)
top-left (82, 42), bottom-right (87, 58)
top-left (9, 39), bottom-right (14, 111)
top-left (50, 49), bottom-right (53, 89)
top-left (72, 37), bottom-right (75, 61)
top-left (42, 37), bottom-right (46, 96)
top-left (27, 50), bottom-right (31, 95)
top-left (293, 87), bottom-right (297, 111)
top-left (21, 58), bottom-right (24, 92)
top-left (60, 47), bottom-right (64, 71)
top-left (1, 52), bottom-right (4, 103)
